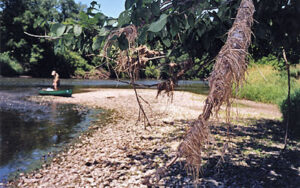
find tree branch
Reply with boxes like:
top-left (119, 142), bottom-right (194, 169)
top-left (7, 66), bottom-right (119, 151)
top-left (24, 32), bottom-right (61, 40)
top-left (117, 80), bottom-right (158, 88)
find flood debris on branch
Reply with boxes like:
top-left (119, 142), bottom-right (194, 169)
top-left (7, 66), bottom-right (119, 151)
top-left (103, 23), bottom-right (193, 126)
top-left (103, 25), bottom-right (166, 127)
top-left (103, 0), bottom-right (255, 184)
top-left (143, 0), bottom-right (255, 185)
top-left (179, 0), bottom-right (254, 178)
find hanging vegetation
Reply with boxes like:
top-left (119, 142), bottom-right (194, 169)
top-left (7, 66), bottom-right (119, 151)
top-left (143, 0), bottom-right (255, 185)
top-left (103, 24), bottom-right (167, 127)
top-left (179, 0), bottom-right (254, 173)
top-left (178, 0), bottom-right (255, 175)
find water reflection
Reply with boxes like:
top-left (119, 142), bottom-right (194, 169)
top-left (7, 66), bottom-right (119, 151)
top-left (0, 89), bottom-right (100, 181)
top-left (0, 78), bottom-right (209, 95)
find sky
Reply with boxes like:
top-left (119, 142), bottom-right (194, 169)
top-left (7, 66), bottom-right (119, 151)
top-left (75, 0), bottom-right (125, 18)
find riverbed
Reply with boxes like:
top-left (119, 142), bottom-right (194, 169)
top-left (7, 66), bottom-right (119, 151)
top-left (0, 77), bottom-right (209, 182)
top-left (7, 88), bottom-right (290, 188)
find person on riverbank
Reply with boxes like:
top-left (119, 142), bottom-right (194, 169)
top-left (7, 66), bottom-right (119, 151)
top-left (51, 70), bottom-right (60, 90)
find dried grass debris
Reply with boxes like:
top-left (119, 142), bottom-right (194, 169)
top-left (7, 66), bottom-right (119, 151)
top-left (103, 24), bottom-right (138, 56)
top-left (156, 79), bottom-right (175, 101)
top-left (178, 119), bottom-right (212, 177)
top-left (178, 0), bottom-right (255, 173)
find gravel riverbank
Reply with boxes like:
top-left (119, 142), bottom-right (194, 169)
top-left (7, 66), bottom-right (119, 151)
top-left (8, 89), bottom-right (300, 187)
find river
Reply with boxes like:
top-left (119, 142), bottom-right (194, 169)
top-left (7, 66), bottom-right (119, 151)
top-left (0, 77), bottom-right (209, 182)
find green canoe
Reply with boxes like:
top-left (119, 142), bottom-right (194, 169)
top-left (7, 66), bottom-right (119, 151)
top-left (39, 89), bottom-right (72, 97)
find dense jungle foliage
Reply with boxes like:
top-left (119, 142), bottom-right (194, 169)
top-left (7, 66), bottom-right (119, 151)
top-left (0, 0), bottom-right (299, 79)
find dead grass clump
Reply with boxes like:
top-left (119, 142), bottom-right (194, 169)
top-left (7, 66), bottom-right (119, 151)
top-left (103, 25), bottom-right (162, 80)
top-left (156, 79), bottom-right (175, 101)
top-left (103, 24), bottom-right (137, 56)
top-left (177, 119), bottom-right (212, 177)
top-left (156, 59), bottom-right (194, 101)
top-left (103, 25), bottom-right (165, 127)
top-left (116, 45), bottom-right (161, 77)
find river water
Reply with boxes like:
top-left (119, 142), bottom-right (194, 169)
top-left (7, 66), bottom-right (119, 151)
top-left (0, 77), bottom-right (209, 182)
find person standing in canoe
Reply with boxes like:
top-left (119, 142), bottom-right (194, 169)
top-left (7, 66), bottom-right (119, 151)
top-left (51, 70), bottom-right (60, 90)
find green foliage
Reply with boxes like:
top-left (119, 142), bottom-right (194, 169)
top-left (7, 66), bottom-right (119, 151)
top-left (118, 10), bottom-right (131, 27)
top-left (125, 0), bottom-right (136, 10)
top-left (51, 23), bottom-right (66, 37)
top-left (0, 0), bottom-right (88, 77)
top-left (1, 0), bottom-right (299, 81)
top-left (237, 64), bottom-right (300, 104)
top-left (29, 45), bottom-right (44, 64)
top-left (0, 52), bottom-right (23, 76)
top-left (252, 54), bottom-right (285, 70)
top-left (252, 0), bottom-right (300, 64)
top-left (50, 6), bottom-right (109, 54)
top-left (290, 64), bottom-right (300, 79)
top-left (280, 89), bottom-right (300, 137)
top-left (73, 25), bottom-right (82, 36)
top-left (145, 61), bottom-right (159, 79)
top-left (58, 50), bottom-right (92, 77)
top-left (74, 68), bottom-right (86, 78)
top-left (184, 59), bottom-right (214, 79)
top-left (148, 14), bottom-right (168, 33)
top-left (92, 36), bottom-right (104, 51)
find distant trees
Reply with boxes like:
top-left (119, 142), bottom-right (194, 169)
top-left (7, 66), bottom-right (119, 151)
top-left (251, 0), bottom-right (300, 64)
top-left (0, 0), bottom-right (89, 77)
top-left (1, 0), bottom-right (299, 78)
top-left (48, 0), bottom-right (299, 80)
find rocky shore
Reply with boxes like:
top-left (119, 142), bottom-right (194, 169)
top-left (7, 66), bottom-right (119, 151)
top-left (8, 89), bottom-right (300, 187)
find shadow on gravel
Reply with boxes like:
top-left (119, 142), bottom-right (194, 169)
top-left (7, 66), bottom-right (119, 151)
top-left (139, 118), bottom-right (300, 187)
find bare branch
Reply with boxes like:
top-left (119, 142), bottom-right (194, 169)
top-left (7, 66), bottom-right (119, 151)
top-left (24, 32), bottom-right (61, 40)
top-left (282, 48), bottom-right (290, 150)
top-left (117, 80), bottom-right (158, 88)
top-left (145, 55), bottom-right (166, 61)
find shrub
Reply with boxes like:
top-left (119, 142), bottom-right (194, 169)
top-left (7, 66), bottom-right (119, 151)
top-left (280, 89), bottom-right (300, 138)
top-left (57, 50), bottom-right (92, 77)
top-left (145, 61), bottom-right (159, 79)
top-left (0, 52), bottom-right (23, 76)
top-left (290, 64), bottom-right (300, 79)
top-left (64, 50), bottom-right (92, 71)
top-left (74, 68), bottom-right (86, 78)
top-left (252, 54), bottom-right (285, 70)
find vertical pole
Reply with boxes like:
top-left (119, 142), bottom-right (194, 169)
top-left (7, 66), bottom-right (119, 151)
top-left (282, 49), bottom-right (290, 150)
